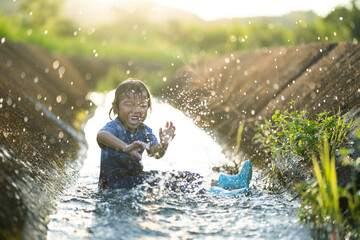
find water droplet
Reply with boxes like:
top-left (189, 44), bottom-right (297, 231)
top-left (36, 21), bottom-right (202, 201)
top-left (56, 95), bottom-right (62, 103)
top-left (53, 60), bottom-right (60, 69)
top-left (44, 30), bottom-right (48, 35)
top-left (58, 131), bottom-right (64, 139)
top-left (339, 17), bottom-right (343, 21)
top-left (163, 77), bottom-right (167, 82)
top-left (281, 96), bottom-right (285, 101)
top-left (1, 38), bottom-right (5, 44)
top-left (7, 98), bottom-right (12, 106)
top-left (59, 66), bottom-right (65, 78)
top-left (34, 77), bottom-right (39, 83)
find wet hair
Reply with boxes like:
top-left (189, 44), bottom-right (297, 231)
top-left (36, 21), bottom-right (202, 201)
top-left (109, 78), bottom-right (152, 119)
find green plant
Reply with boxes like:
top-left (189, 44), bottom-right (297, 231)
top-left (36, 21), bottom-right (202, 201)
top-left (298, 139), bottom-right (360, 239)
top-left (94, 66), bottom-right (173, 94)
top-left (253, 102), bottom-right (352, 163)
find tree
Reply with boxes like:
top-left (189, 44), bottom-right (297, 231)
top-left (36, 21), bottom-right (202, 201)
top-left (324, 0), bottom-right (360, 42)
top-left (20, 0), bottom-right (65, 27)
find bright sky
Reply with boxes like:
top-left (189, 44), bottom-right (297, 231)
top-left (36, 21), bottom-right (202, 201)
top-left (144, 0), bottom-right (350, 20)
top-left (65, 0), bottom-right (352, 26)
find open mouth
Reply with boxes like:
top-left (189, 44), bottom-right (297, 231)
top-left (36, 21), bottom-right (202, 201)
top-left (129, 116), bottom-right (141, 125)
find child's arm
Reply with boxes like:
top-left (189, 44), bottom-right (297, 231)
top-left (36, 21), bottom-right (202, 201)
top-left (97, 130), bottom-right (148, 159)
top-left (147, 121), bottom-right (176, 159)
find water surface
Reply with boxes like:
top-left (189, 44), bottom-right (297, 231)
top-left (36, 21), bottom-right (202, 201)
top-left (47, 92), bottom-right (310, 239)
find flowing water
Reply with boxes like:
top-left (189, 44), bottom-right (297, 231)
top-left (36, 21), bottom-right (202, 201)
top-left (47, 92), bottom-right (311, 240)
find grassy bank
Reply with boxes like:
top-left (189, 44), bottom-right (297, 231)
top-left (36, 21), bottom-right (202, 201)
top-left (1, 1), bottom-right (360, 92)
top-left (253, 103), bottom-right (360, 238)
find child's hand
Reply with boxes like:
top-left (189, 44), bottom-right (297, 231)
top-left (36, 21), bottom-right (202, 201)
top-left (123, 141), bottom-right (149, 159)
top-left (159, 121), bottom-right (176, 145)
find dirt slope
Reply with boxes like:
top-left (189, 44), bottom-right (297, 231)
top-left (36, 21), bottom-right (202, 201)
top-left (0, 40), bottom-right (94, 239)
top-left (166, 42), bottom-right (360, 162)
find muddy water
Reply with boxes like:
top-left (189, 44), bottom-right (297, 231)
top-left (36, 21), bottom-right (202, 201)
top-left (46, 92), bottom-right (311, 240)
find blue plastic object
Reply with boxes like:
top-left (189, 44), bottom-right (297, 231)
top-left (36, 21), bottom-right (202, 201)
top-left (217, 160), bottom-right (252, 190)
top-left (208, 186), bottom-right (250, 195)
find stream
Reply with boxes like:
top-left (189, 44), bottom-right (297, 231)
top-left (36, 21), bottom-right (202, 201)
top-left (46, 91), bottom-right (311, 240)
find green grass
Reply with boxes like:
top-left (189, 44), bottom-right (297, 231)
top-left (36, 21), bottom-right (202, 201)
top-left (2, 4), bottom-right (359, 92)
top-left (253, 102), bottom-right (359, 238)
top-left (298, 139), bottom-right (360, 239)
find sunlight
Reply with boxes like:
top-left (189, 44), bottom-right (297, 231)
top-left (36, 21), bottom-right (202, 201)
top-left (85, 91), bottom-right (227, 178)
top-left (146, 0), bottom-right (350, 20)
top-left (67, 0), bottom-right (351, 25)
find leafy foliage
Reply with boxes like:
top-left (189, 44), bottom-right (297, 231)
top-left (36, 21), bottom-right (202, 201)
top-left (254, 102), bottom-right (359, 238)
top-left (94, 66), bottom-right (171, 95)
top-left (253, 102), bottom-right (352, 162)
top-left (298, 139), bottom-right (360, 239)
top-left (1, 0), bottom-right (359, 92)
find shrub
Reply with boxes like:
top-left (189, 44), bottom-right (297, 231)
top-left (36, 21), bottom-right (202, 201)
top-left (253, 102), bottom-right (352, 163)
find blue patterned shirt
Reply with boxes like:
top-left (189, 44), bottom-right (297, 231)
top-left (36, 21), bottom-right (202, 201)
top-left (98, 118), bottom-right (158, 187)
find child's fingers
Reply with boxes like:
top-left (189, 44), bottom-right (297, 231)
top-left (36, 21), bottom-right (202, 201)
top-left (131, 151), bottom-right (142, 159)
top-left (168, 121), bottom-right (175, 130)
top-left (132, 141), bottom-right (148, 149)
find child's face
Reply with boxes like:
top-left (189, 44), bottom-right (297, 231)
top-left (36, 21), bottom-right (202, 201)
top-left (117, 92), bottom-right (149, 132)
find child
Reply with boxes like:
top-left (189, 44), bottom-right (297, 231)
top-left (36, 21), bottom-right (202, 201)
top-left (97, 79), bottom-right (176, 189)
top-left (97, 78), bottom-right (252, 194)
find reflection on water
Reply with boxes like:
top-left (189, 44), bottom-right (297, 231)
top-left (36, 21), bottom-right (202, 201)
top-left (47, 92), bottom-right (310, 240)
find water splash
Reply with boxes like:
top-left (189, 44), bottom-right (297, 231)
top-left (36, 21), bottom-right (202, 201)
top-left (47, 92), bottom-right (311, 239)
